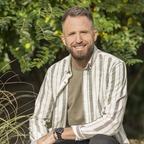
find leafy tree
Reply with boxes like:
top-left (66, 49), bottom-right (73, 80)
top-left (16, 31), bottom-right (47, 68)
top-left (0, 0), bottom-right (91, 72)
top-left (0, 0), bottom-right (144, 73)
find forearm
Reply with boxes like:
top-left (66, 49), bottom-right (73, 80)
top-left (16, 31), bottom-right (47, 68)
top-left (71, 95), bottom-right (127, 140)
top-left (36, 131), bottom-right (55, 144)
top-left (61, 127), bottom-right (76, 140)
top-left (29, 115), bottom-right (50, 143)
top-left (35, 127), bottom-right (76, 144)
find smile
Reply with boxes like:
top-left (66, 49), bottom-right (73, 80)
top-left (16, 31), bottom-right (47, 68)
top-left (75, 46), bottom-right (84, 48)
top-left (73, 45), bottom-right (86, 50)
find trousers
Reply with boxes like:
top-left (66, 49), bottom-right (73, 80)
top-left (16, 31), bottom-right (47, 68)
top-left (54, 134), bottom-right (119, 144)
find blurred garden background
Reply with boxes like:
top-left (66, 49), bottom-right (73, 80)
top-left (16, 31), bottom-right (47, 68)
top-left (0, 0), bottom-right (144, 143)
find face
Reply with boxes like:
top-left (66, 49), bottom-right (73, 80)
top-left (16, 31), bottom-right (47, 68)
top-left (61, 16), bottom-right (98, 61)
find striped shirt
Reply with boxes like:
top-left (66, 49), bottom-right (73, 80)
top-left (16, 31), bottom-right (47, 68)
top-left (29, 46), bottom-right (130, 144)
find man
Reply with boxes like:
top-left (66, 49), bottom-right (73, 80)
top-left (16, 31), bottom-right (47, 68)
top-left (29, 7), bottom-right (130, 144)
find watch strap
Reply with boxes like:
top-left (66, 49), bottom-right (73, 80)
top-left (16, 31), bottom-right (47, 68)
top-left (53, 131), bottom-right (57, 140)
top-left (55, 128), bottom-right (64, 139)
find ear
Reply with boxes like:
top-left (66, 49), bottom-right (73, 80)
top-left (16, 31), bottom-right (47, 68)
top-left (94, 30), bottom-right (98, 42)
top-left (61, 34), bottom-right (66, 46)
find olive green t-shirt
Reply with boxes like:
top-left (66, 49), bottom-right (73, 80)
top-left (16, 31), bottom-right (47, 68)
top-left (67, 65), bottom-right (85, 126)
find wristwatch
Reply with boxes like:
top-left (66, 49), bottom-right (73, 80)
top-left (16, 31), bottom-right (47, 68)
top-left (54, 127), bottom-right (64, 139)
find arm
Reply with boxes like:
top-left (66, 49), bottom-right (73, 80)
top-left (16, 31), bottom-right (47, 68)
top-left (36, 127), bottom-right (76, 144)
top-left (72, 61), bottom-right (128, 140)
top-left (29, 70), bottom-right (54, 144)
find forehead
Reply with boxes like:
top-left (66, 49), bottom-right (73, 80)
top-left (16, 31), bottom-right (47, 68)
top-left (62, 16), bottom-right (93, 31)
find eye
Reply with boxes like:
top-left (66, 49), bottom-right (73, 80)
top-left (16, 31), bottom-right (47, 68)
top-left (81, 31), bottom-right (88, 34)
top-left (68, 32), bottom-right (75, 36)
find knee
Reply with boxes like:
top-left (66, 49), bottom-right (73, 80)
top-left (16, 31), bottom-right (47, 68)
top-left (89, 134), bottom-right (118, 144)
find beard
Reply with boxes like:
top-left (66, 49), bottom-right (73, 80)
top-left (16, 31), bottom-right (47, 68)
top-left (67, 43), bottom-right (94, 61)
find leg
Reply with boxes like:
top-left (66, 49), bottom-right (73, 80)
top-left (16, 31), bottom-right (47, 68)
top-left (89, 134), bottom-right (119, 144)
top-left (53, 139), bottom-right (90, 144)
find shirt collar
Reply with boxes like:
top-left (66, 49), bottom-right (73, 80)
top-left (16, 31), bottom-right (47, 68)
top-left (65, 45), bottom-right (98, 73)
top-left (85, 45), bottom-right (98, 70)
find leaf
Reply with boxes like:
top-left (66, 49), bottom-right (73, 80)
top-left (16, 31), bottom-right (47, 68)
top-left (22, 31), bottom-right (30, 36)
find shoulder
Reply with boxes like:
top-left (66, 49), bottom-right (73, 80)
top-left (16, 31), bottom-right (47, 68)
top-left (96, 49), bottom-right (125, 65)
top-left (47, 55), bottom-right (70, 74)
top-left (92, 48), bottom-right (126, 73)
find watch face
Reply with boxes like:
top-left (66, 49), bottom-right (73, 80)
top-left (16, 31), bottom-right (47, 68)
top-left (55, 128), bottom-right (64, 139)
top-left (56, 128), bottom-right (64, 134)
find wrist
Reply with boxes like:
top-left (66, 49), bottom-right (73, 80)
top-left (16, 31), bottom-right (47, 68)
top-left (61, 127), bottom-right (76, 140)
top-left (53, 130), bottom-right (57, 140)
top-left (53, 128), bottom-right (64, 140)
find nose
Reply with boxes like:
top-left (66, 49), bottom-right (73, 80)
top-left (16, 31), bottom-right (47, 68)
top-left (75, 33), bottom-right (83, 44)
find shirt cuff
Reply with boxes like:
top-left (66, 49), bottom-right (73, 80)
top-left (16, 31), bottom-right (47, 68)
top-left (71, 125), bottom-right (86, 141)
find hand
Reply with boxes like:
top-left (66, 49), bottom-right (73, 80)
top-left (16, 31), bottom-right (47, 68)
top-left (36, 131), bottom-right (56, 144)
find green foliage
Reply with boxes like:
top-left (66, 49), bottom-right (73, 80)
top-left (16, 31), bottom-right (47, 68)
top-left (0, 0), bottom-right (144, 73)
top-left (92, 0), bottom-right (144, 65)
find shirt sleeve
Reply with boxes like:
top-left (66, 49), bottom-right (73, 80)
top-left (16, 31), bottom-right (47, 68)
top-left (29, 70), bottom-right (54, 144)
top-left (71, 61), bottom-right (128, 140)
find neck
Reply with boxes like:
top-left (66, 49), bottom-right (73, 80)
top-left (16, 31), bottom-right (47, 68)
top-left (71, 56), bottom-right (91, 69)
top-left (71, 59), bottom-right (86, 69)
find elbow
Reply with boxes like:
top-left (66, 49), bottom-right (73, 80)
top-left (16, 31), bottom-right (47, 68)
top-left (100, 115), bottom-right (122, 135)
top-left (107, 117), bottom-right (122, 135)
